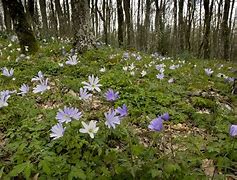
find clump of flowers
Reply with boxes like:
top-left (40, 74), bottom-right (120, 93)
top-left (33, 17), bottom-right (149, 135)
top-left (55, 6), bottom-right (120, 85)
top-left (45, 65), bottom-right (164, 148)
top-left (56, 106), bottom-right (82, 123)
top-left (50, 123), bottom-right (66, 140)
top-left (230, 125), bottom-right (237, 137)
top-left (105, 89), bottom-right (119, 101)
top-left (79, 88), bottom-right (92, 101)
top-left (66, 55), bottom-right (78, 65)
top-left (18, 84), bottom-right (29, 96)
top-left (82, 75), bottom-right (102, 92)
top-left (116, 104), bottom-right (128, 117)
top-left (32, 71), bottom-right (50, 94)
top-left (33, 78), bottom-right (50, 94)
top-left (105, 109), bottom-right (121, 129)
top-left (204, 68), bottom-right (213, 76)
top-left (79, 120), bottom-right (99, 139)
top-left (2, 67), bottom-right (14, 77)
top-left (0, 90), bottom-right (11, 108)
top-left (148, 113), bottom-right (170, 132)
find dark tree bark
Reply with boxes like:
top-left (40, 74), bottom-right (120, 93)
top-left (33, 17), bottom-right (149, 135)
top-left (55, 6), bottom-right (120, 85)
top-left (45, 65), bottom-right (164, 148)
top-left (203, 0), bottom-right (214, 59)
top-left (5, 0), bottom-right (38, 54)
top-left (55, 0), bottom-right (65, 36)
top-left (144, 0), bottom-right (151, 51)
top-left (2, 0), bottom-right (11, 31)
top-left (39, 0), bottom-right (48, 34)
top-left (123, 0), bottom-right (131, 47)
top-left (178, 0), bottom-right (185, 51)
top-left (116, 0), bottom-right (124, 47)
top-left (71, 0), bottom-right (95, 53)
top-left (221, 0), bottom-right (231, 60)
top-left (173, 0), bottom-right (178, 54)
top-left (49, 0), bottom-right (58, 36)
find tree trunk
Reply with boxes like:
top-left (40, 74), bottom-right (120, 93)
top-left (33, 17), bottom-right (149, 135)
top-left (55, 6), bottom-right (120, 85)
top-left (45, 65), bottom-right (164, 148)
top-left (49, 0), bottom-right (58, 36)
top-left (55, 0), bottom-right (65, 36)
top-left (203, 0), bottom-right (214, 59)
top-left (2, 0), bottom-right (11, 31)
top-left (116, 0), bottom-right (124, 47)
top-left (39, 0), bottom-right (48, 35)
top-left (178, 0), bottom-right (185, 51)
top-left (5, 0), bottom-right (38, 54)
top-left (221, 0), bottom-right (231, 60)
top-left (123, 0), bottom-right (131, 47)
top-left (144, 0), bottom-right (151, 51)
top-left (71, 0), bottom-right (95, 53)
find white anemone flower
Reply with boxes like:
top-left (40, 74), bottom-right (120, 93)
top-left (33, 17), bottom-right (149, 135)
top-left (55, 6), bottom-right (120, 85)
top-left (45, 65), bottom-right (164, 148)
top-left (79, 121), bottom-right (99, 139)
top-left (66, 55), bottom-right (78, 65)
top-left (79, 88), bottom-right (92, 100)
top-left (82, 75), bottom-right (102, 92)
top-left (33, 78), bottom-right (50, 94)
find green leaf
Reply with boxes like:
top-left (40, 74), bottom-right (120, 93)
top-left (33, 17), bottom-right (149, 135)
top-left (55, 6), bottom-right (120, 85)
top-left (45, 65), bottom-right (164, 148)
top-left (8, 162), bottom-right (27, 177)
top-left (0, 167), bottom-right (4, 178)
top-left (40, 160), bottom-right (51, 175)
top-left (23, 162), bottom-right (32, 179)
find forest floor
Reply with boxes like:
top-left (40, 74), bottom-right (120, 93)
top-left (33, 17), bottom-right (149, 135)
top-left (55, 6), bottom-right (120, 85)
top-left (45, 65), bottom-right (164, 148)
top-left (0, 37), bottom-right (237, 179)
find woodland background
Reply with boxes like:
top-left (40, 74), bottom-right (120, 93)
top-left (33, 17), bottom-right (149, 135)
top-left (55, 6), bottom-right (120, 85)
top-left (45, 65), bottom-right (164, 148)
top-left (0, 0), bottom-right (236, 60)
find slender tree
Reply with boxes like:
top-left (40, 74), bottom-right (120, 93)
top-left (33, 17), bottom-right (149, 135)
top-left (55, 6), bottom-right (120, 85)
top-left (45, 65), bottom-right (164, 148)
top-left (116, 0), bottom-right (124, 47)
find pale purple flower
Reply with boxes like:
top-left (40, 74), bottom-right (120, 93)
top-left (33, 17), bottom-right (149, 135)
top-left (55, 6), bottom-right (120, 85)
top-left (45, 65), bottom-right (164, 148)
top-left (18, 84), bottom-right (29, 95)
top-left (0, 90), bottom-right (11, 108)
top-left (33, 78), bottom-right (50, 94)
top-left (169, 64), bottom-right (179, 70)
top-left (230, 125), bottom-right (237, 137)
top-left (105, 89), bottom-right (119, 101)
top-left (123, 52), bottom-right (130, 60)
top-left (66, 55), bottom-right (78, 65)
top-left (156, 64), bottom-right (165, 71)
top-left (148, 117), bottom-right (163, 132)
top-left (104, 109), bottom-right (121, 129)
top-left (156, 73), bottom-right (164, 80)
top-left (79, 120), bottom-right (99, 139)
top-left (79, 88), bottom-right (92, 100)
top-left (116, 104), bottom-right (128, 117)
top-left (50, 123), bottom-right (65, 140)
top-left (56, 106), bottom-right (82, 123)
top-left (204, 68), bottom-right (213, 76)
top-left (136, 55), bottom-right (142, 61)
top-left (82, 75), bottom-right (102, 92)
top-left (2, 67), bottom-right (14, 77)
top-left (31, 71), bottom-right (44, 82)
top-left (160, 113), bottom-right (170, 121)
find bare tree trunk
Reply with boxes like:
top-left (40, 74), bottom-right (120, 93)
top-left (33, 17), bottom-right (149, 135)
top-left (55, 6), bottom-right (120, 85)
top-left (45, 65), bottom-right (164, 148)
top-left (2, 0), bottom-right (11, 31)
top-left (116, 0), bottom-right (124, 47)
top-left (144, 0), bottom-right (151, 51)
top-left (123, 0), bottom-right (131, 47)
top-left (178, 0), bottom-right (185, 51)
top-left (49, 0), bottom-right (58, 36)
top-left (5, 0), bottom-right (38, 54)
top-left (55, 0), bottom-right (65, 37)
top-left (71, 0), bottom-right (95, 53)
top-left (172, 0), bottom-right (177, 55)
top-left (221, 0), bottom-right (231, 60)
top-left (39, 0), bottom-right (48, 35)
top-left (203, 0), bottom-right (214, 59)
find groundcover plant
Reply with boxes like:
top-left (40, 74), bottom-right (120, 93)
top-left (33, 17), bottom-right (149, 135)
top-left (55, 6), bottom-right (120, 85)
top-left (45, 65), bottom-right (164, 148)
top-left (0, 37), bottom-right (237, 179)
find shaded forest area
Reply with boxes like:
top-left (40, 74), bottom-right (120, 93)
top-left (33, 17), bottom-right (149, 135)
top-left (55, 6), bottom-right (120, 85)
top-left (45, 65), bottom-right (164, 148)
top-left (0, 0), bottom-right (236, 60)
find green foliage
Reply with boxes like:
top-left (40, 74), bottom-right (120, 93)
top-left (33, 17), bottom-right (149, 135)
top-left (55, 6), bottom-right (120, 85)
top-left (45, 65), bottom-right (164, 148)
top-left (0, 37), bottom-right (237, 179)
